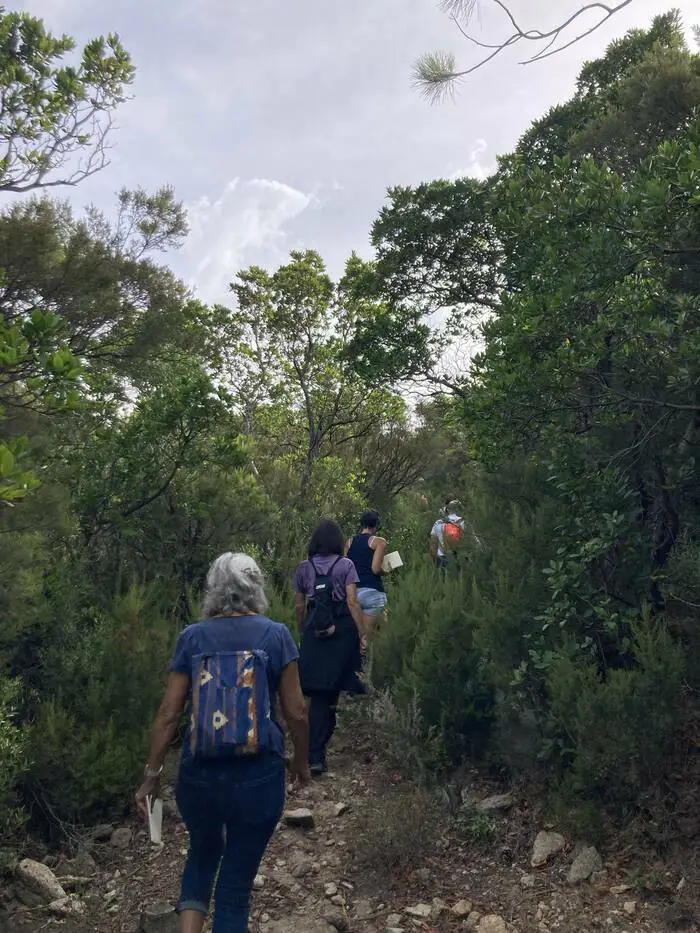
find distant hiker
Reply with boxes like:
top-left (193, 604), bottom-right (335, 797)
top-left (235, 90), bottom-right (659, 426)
top-left (346, 509), bottom-right (388, 635)
top-left (135, 552), bottom-right (309, 933)
top-left (430, 499), bottom-right (465, 571)
top-left (294, 519), bottom-right (365, 776)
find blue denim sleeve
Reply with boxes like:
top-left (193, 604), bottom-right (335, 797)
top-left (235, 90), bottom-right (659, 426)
top-left (169, 626), bottom-right (194, 674)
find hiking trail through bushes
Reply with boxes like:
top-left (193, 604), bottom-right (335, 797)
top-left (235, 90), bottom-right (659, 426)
top-left (2, 704), bottom-right (698, 933)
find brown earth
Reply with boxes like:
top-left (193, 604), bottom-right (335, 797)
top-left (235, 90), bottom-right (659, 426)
top-left (1, 704), bottom-right (698, 933)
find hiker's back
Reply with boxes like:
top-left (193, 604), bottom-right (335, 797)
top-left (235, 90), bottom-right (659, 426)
top-left (347, 533), bottom-right (384, 592)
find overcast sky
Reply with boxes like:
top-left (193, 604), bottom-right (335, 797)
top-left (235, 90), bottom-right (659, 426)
top-left (10, 0), bottom-right (699, 305)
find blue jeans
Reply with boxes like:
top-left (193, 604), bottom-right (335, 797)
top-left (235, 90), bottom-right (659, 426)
top-left (356, 587), bottom-right (388, 615)
top-left (175, 753), bottom-right (285, 932)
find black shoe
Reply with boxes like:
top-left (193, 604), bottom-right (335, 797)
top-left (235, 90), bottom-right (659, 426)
top-left (309, 761), bottom-right (327, 777)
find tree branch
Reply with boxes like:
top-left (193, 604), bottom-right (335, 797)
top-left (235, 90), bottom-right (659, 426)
top-left (415, 0), bottom-right (634, 99)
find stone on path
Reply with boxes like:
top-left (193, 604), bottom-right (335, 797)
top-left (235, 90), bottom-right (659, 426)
top-left (55, 848), bottom-right (97, 878)
top-left (333, 801), bottom-right (349, 817)
top-left (88, 822), bottom-right (113, 842)
top-left (568, 846), bottom-right (603, 884)
top-left (623, 900), bottom-right (637, 916)
top-left (15, 859), bottom-right (67, 905)
top-left (48, 895), bottom-right (85, 916)
top-left (531, 830), bottom-right (566, 867)
top-left (477, 916), bottom-right (509, 933)
top-left (284, 807), bottom-right (315, 829)
top-left (477, 793), bottom-right (514, 813)
top-left (520, 874), bottom-right (536, 889)
top-left (139, 903), bottom-right (179, 933)
top-left (452, 899), bottom-right (474, 917)
top-left (386, 914), bottom-right (403, 927)
top-left (405, 903), bottom-right (432, 919)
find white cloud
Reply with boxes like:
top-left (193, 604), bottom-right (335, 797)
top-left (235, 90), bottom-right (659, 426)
top-left (181, 178), bottom-right (315, 304)
top-left (446, 138), bottom-right (496, 181)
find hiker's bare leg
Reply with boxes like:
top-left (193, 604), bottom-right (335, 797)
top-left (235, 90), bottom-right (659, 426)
top-left (180, 910), bottom-right (206, 933)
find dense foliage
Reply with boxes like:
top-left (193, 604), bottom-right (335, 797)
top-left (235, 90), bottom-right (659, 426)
top-left (0, 5), bottom-right (699, 854)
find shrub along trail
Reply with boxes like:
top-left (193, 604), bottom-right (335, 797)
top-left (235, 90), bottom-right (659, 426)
top-left (3, 703), bottom-right (697, 933)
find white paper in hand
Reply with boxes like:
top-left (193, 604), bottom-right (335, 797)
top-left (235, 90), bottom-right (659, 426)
top-left (146, 795), bottom-right (163, 845)
top-left (382, 551), bottom-right (403, 573)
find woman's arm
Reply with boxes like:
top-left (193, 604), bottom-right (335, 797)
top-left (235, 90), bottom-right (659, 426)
top-left (344, 538), bottom-right (352, 556)
top-left (135, 672), bottom-right (189, 818)
top-left (370, 536), bottom-right (387, 575)
top-left (345, 583), bottom-right (365, 635)
top-left (278, 661), bottom-right (310, 783)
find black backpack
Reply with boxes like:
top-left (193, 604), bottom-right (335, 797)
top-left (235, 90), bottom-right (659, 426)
top-left (308, 557), bottom-right (341, 635)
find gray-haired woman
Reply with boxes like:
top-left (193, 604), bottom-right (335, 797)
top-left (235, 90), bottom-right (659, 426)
top-left (135, 553), bottom-right (309, 933)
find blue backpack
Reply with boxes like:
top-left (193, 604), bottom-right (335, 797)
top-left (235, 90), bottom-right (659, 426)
top-left (189, 649), bottom-right (272, 759)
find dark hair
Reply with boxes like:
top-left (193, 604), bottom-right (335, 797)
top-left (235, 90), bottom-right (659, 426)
top-left (360, 509), bottom-right (380, 531)
top-left (308, 519), bottom-right (345, 559)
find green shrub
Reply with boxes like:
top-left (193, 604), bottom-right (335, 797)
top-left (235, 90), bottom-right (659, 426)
top-left (369, 688), bottom-right (449, 781)
top-left (28, 585), bottom-right (178, 824)
top-left (545, 621), bottom-right (686, 814)
top-left (0, 678), bottom-right (27, 843)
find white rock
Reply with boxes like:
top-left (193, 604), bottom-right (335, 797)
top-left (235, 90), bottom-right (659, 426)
top-left (284, 808), bottom-right (315, 829)
top-left (324, 882), bottom-right (339, 897)
top-left (477, 793), bottom-right (514, 813)
top-left (139, 902), bottom-right (179, 932)
top-left (405, 903), bottom-right (432, 919)
top-left (16, 859), bottom-right (67, 905)
top-left (334, 802), bottom-right (349, 817)
top-left (531, 831), bottom-right (566, 867)
top-left (49, 895), bottom-right (86, 917)
top-left (623, 900), bottom-right (636, 916)
top-left (253, 874), bottom-right (265, 890)
top-left (452, 899), bottom-right (474, 916)
top-left (386, 914), bottom-right (403, 926)
top-left (568, 846), bottom-right (603, 884)
top-left (477, 916), bottom-right (509, 933)
top-left (521, 874), bottom-right (536, 889)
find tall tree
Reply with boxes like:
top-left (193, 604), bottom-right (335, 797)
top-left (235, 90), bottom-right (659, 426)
top-left (223, 250), bottom-right (403, 502)
top-left (0, 9), bottom-right (133, 193)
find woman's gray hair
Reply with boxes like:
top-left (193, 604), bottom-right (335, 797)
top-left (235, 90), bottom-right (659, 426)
top-left (202, 552), bottom-right (268, 618)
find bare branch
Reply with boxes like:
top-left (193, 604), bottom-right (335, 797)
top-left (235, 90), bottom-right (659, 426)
top-left (416, 0), bottom-right (634, 98)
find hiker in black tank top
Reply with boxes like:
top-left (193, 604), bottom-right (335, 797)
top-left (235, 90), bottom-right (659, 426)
top-left (346, 510), bottom-right (388, 635)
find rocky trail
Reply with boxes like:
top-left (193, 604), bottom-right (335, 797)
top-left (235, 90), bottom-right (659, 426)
top-left (2, 704), bottom-right (698, 933)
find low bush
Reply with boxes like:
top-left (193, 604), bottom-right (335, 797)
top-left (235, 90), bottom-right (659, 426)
top-left (351, 784), bottom-right (443, 883)
top-left (27, 585), bottom-right (178, 825)
top-left (0, 678), bottom-right (27, 839)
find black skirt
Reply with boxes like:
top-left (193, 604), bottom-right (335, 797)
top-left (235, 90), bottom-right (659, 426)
top-left (299, 606), bottom-right (362, 695)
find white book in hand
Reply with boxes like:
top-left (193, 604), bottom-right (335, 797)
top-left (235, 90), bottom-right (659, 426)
top-left (382, 551), bottom-right (403, 573)
top-left (147, 795), bottom-right (163, 845)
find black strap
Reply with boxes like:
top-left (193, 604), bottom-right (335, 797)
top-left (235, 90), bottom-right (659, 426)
top-left (310, 556), bottom-right (342, 585)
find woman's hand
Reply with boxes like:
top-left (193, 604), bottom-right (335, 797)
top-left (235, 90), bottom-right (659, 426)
top-left (135, 775), bottom-right (160, 822)
top-left (289, 754), bottom-right (311, 786)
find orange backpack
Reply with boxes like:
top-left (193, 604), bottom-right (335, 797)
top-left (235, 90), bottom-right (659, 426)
top-left (443, 521), bottom-right (463, 548)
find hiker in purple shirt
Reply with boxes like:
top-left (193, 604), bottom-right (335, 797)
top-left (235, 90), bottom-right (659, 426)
top-left (294, 519), bottom-right (365, 775)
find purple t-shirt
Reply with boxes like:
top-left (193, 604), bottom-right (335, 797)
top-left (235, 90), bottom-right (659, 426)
top-left (293, 555), bottom-right (359, 601)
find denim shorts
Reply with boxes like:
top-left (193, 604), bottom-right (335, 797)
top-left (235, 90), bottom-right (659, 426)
top-left (357, 587), bottom-right (388, 615)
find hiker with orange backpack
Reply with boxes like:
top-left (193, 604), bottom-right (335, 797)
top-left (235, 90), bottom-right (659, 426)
top-left (430, 499), bottom-right (465, 572)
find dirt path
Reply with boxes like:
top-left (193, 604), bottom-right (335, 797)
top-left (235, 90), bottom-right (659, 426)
top-left (3, 704), bottom-right (697, 933)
